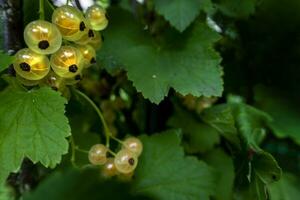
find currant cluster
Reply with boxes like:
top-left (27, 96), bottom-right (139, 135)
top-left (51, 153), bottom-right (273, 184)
top-left (12, 4), bottom-right (108, 89)
top-left (88, 137), bottom-right (143, 179)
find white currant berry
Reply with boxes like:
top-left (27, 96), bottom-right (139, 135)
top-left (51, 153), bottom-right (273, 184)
top-left (88, 144), bottom-right (108, 165)
top-left (101, 158), bottom-right (118, 177)
top-left (114, 149), bottom-right (138, 174)
top-left (123, 137), bottom-right (143, 157)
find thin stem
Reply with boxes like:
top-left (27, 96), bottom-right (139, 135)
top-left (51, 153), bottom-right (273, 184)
top-left (107, 149), bottom-right (116, 157)
top-left (75, 147), bottom-right (89, 154)
top-left (69, 136), bottom-right (78, 167)
top-left (111, 135), bottom-right (123, 144)
top-left (73, 88), bottom-right (111, 148)
top-left (39, 0), bottom-right (45, 20)
top-left (66, 0), bottom-right (70, 5)
top-left (46, 0), bottom-right (55, 11)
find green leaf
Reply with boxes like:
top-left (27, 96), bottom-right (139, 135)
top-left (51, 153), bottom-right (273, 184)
top-left (231, 103), bottom-right (272, 149)
top-left (234, 151), bottom-right (281, 200)
top-left (255, 86), bottom-right (300, 145)
top-left (153, 0), bottom-right (211, 32)
top-left (0, 87), bottom-right (70, 184)
top-left (269, 173), bottom-right (300, 200)
top-left (204, 149), bottom-right (234, 200)
top-left (201, 104), bottom-right (240, 147)
top-left (252, 151), bottom-right (281, 184)
top-left (98, 8), bottom-right (223, 104)
top-left (216, 0), bottom-right (257, 18)
top-left (132, 130), bottom-right (216, 200)
top-left (168, 105), bottom-right (220, 153)
top-left (0, 184), bottom-right (14, 200)
top-left (24, 168), bottom-right (147, 200)
top-left (0, 53), bottom-right (13, 73)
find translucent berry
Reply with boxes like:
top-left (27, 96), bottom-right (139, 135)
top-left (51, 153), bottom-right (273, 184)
top-left (101, 158), bottom-right (118, 177)
top-left (52, 5), bottom-right (88, 41)
top-left (75, 29), bottom-right (94, 45)
top-left (85, 5), bottom-right (108, 31)
top-left (13, 48), bottom-right (50, 80)
top-left (88, 144), bottom-right (108, 165)
top-left (75, 29), bottom-right (103, 49)
top-left (123, 137), bottom-right (143, 157)
top-left (24, 20), bottom-right (62, 55)
top-left (114, 149), bottom-right (138, 174)
top-left (50, 46), bottom-right (84, 78)
top-left (76, 45), bottom-right (96, 67)
top-left (89, 31), bottom-right (103, 49)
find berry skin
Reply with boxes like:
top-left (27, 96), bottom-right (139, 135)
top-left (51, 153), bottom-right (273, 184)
top-left (13, 48), bottom-right (50, 80)
top-left (88, 144), bottom-right (108, 165)
top-left (101, 158), bottom-right (118, 177)
top-left (75, 29), bottom-right (95, 45)
top-left (75, 29), bottom-right (103, 50)
top-left (24, 20), bottom-right (62, 55)
top-left (85, 5), bottom-right (108, 31)
top-left (89, 31), bottom-right (103, 50)
top-left (76, 45), bottom-right (96, 67)
top-left (52, 5), bottom-right (88, 41)
top-left (114, 149), bottom-right (138, 174)
top-left (123, 137), bottom-right (143, 157)
top-left (50, 46), bottom-right (84, 78)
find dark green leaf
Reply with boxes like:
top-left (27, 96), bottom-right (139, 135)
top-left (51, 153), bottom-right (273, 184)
top-left (24, 168), bottom-right (147, 200)
top-left (204, 149), bottom-right (234, 200)
top-left (153, 0), bottom-right (212, 32)
top-left (231, 103), bottom-right (272, 149)
top-left (23, 0), bottom-right (53, 25)
top-left (132, 130), bottom-right (216, 200)
top-left (0, 53), bottom-right (13, 73)
top-left (216, 0), bottom-right (257, 18)
top-left (98, 8), bottom-right (223, 104)
top-left (252, 151), bottom-right (282, 184)
top-left (168, 105), bottom-right (220, 153)
top-left (255, 86), bottom-right (300, 145)
top-left (269, 173), bottom-right (300, 200)
top-left (201, 104), bottom-right (240, 147)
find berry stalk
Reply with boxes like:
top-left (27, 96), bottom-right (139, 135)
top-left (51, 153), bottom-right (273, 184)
top-left (39, 0), bottom-right (45, 20)
top-left (73, 88), bottom-right (112, 147)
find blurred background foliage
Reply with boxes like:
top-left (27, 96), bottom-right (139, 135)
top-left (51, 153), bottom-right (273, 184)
top-left (1, 0), bottom-right (300, 199)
